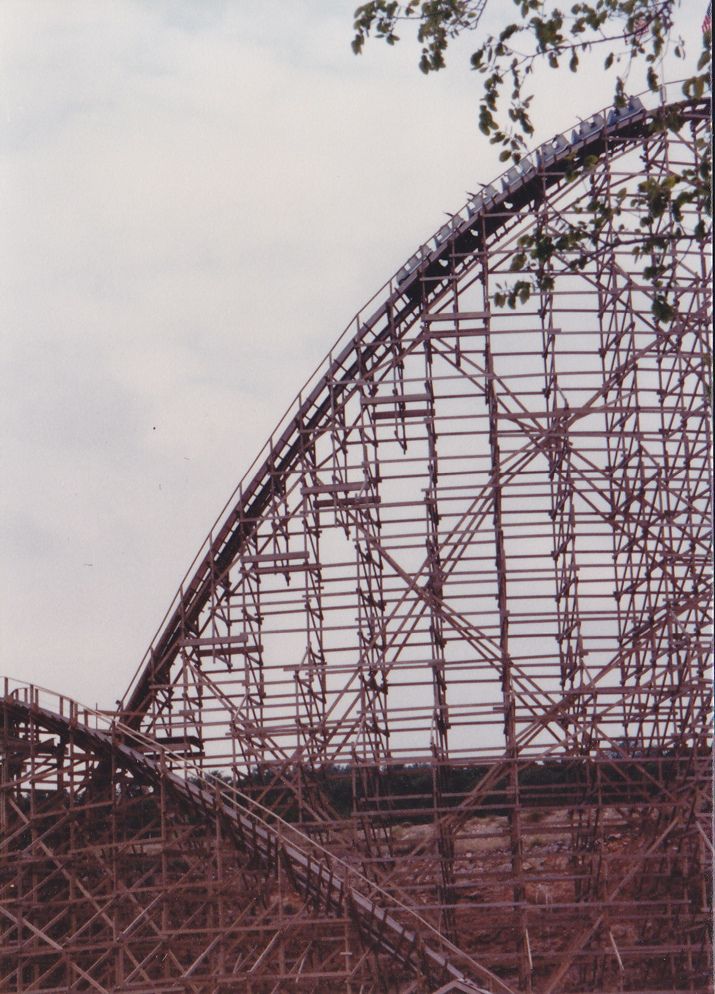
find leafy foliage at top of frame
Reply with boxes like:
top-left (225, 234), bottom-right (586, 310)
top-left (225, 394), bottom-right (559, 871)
top-left (351, 0), bottom-right (712, 325)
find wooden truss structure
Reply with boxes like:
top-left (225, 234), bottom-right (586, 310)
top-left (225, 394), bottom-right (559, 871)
top-left (1, 91), bottom-right (712, 994)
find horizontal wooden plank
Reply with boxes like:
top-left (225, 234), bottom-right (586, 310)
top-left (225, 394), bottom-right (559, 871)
top-left (301, 482), bottom-right (364, 495)
top-left (180, 634), bottom-right (248, 647)
top-left (423, 310), bottom-right (489, 322)
top-left (362, 393), bottom-right (429, 406)
top-left (242, 551), bottom-right (308, 562)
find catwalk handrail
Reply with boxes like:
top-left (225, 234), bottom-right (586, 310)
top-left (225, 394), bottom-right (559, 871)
top-left (119, 82), bottom-right (705, 725)
top-left (0, 678), bottom-right (512, 994)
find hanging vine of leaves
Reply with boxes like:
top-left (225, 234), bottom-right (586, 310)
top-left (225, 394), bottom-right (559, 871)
top-left (351, 0), bottom-right (712, 324)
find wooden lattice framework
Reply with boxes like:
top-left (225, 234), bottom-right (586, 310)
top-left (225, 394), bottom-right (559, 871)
top-left (1, 90), bottom-right (712, 994)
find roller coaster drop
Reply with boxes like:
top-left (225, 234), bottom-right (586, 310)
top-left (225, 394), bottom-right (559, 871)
top-left (1, 90), bottom-right (712, 993)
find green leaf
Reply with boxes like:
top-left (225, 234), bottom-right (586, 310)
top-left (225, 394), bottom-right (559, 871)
top-left (651, 296), bottom-right (674, 323)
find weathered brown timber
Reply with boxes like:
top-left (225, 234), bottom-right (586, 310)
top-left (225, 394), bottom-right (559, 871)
top-left (1, 89), bottom-right (711, 994)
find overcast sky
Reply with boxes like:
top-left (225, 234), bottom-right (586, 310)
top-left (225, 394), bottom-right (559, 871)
top-left (0, 1), bottom-right (704, 709)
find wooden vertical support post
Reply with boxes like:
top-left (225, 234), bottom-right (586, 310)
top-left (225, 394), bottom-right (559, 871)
top-left (298, 435), bottom-right (328, 774)
top-left (353, 336), bottom-right (391, 866)
top-left (422, 318), bottom-right (456, 941)
top-left (483, 303), bottom-right (531, 992)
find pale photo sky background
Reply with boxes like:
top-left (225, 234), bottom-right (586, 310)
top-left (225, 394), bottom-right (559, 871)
top-left (0, 1), bottom-right (705, 708)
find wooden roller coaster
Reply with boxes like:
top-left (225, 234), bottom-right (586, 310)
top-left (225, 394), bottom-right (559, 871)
top-left (1, 89), bottom-right (711, 993)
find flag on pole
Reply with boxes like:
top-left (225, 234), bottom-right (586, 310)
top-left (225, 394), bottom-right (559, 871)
top-left (703, 1), bottom-right (712, 33)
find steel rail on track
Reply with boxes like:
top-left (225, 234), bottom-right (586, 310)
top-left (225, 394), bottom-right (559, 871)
top-left (120, 87), bottom-right (709, 727)
top-left (0, 685), bottom-right (512, 994)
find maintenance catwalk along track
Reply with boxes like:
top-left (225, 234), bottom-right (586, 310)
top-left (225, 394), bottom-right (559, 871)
top-left (1, 90), bottom-right (712, 994)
